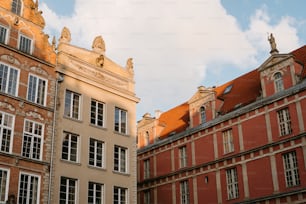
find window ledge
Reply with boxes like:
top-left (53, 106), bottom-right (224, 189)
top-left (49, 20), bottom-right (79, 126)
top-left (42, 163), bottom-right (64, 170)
top-left (60, 159), bottom-right (81, 166)
top-left (112, 170), bottom-right (130, 177)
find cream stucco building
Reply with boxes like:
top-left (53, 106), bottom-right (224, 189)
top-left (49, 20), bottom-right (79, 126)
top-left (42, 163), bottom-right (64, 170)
top-left (50, 27), bottom-right (139, 204)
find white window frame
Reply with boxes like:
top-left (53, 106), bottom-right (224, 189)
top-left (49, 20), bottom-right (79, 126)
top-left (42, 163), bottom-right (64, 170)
top-left (0, 111), bottom-right (14, 153)
top-left (64, 90), bottom-right (81, 120)
top-left (89, 138), bottom-right (105, 168)
top-left (18, 172), bottom-right (40, 204)
top-left (144, 131), bottom-right (149, 146)
top-left (18, 34), bottom-right (33, 54)
top-left (180, 180), bottom-right (190, 204)
top-left (274, 72), bottom-right (284, 93)
top-left (114, 107), bottom-right (127, 134)
top-left (11, 0), bottom-right (23, 15)
top-left (114, 146), bottom-right (128, 173)
top-left (0, 25), bottom-right (9, 44)
top-left (88, 181), bottom-right (104, 204)
top-left (22, 119), bottom-right (44, 160)
top-left (0, 168), bottom-right (9, 203)
top-left (113, 186), bottom-right (128, 204)
top-left (0, 62), bottom-right (19, 96)
top-left (179, 146), bottom-right (187, 168)
top-left (144, 159), bottom-right (150, 179)
top-left (223, 129), bottom-right (234, 154)
top-left (200, 106), bottom-right (206, 123)
top-left (144, 190), bottom-right (150, 204)
top-left (226, 168), bottom-right (239, 200)
top-left (62, 132), bottom-right (79, 163)
top-left (27, 74), bottom-right (47, 106)
top-left (283, 151), bottom-right (300, 187)
top-left (90, 99), bottom-right (105, 127)
top-left (60, 177), bottom-right (78, 204)
top-left (277, 108), bottom-right (292, 136)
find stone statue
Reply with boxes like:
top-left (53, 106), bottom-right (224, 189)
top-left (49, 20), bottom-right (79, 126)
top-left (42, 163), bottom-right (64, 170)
top-left (268, 33), bottom-right (278, 53)
top-left (59, 27), bottom-right (71, 43)
top-left (126, 58), bottom-right (134, 74)
top-left (96, 55), bottom-right (104, 67)
top-left (92, 36), bottom-right (105, 53)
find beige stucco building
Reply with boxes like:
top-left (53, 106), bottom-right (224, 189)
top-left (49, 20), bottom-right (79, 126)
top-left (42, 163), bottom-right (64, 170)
top-left (50, 27), bottom-right (139, 203)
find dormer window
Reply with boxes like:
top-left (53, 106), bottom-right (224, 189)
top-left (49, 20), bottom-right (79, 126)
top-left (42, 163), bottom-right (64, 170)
top-left (200, 106), bottom-right (206, 124)
top-left (19, 34), bottom-right (32, 54)
top-left (223, 84), bottom-right (233, 94)
top-left (274, 72), bottom-right (284, 93)
top-left (12, 0), bottom-right (22, 15)
top-left (0, 25), bottom-right (8, 44)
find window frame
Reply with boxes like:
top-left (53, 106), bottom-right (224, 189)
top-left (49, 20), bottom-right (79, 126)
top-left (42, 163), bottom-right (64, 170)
top-left (0, 62), bottom-right (19, 96)
top-left (277, 108), bottom-right (292, 136)
top-left (283, 151), bottom-right (300, 187)
top-left (18, 34), bottom-right (33, 54)
top-left (113, 186), bottom-right (127, 204)
top-left (200, 106), bottom-right (206, 123)
top-left (223, 129), bottom-right (234, 154)
top-left (27, 74), bottom-right (48, 106)
top-left (0, 24), bottom-right (9, 44)
top-left (22, 119), bottom-right (44, 160)
top-left (60, 177), bottom-right (78, 204)
top-left (0, 111), bottom-right (14, 153)
top-left (274, 72), bottom-right (284, 93)
top-left (90, 99), bottom-right (105, 127)
top-left (144, 190), bottom-right (150, 204)
top-left (226, 167), bottom-right (239, 200)
top-left (88, 181), bottom-right (104, 204)
top-left (143, 159), bottom-right (150, 179)
top-left (0, 168), bottom-right (9, 203)
top-left (89, 138), bottom-right (105, 168)
top-left (179, 146), bottom-right (187, 168)
top-left (61, 132), bottom-right (79, 163)
top-left (11, 0), bottom-right (23, 15)
top-left (114, 107), bottom-right (128, 134)
top-left (18, 172), bottom-right (40, 204)
top-left (180, 180), bottom-right (190, 204)
top-left (114, 145), bottom-right (128, 173)
top-left (64, 90), bottom-right (81, 120)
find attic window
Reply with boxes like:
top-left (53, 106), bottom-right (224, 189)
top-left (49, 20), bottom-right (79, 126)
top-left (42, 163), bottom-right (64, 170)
top-left (223, 85), bottom-right (233, 94)
top-left (12, 0), bottom-right (22, 15)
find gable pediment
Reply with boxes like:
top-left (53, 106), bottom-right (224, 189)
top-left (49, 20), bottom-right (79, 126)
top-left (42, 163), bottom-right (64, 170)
top-left (258, 54), bottom-right (293, 72)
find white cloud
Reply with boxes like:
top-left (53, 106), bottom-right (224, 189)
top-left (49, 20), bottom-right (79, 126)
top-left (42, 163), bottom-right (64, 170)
top-left (40, 0), bottom-right (301, 119)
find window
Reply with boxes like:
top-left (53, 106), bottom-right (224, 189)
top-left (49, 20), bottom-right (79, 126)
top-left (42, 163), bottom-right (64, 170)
top-left (226, 168), bottom-right (239, 200)
top-left (0, 168), bottom-right (9, 203)
top-left (223, 129), bottom-right (234, 154)
top-left (274, 72), bottom-right (284, 92)
top-left (0, 25), bottom-right (8, 44)
top-left (0, 111), bottom-right (14, 153)
top-left (113, 186), bottom-right (127, 204)
top-left (144, 190), bottom-right (150, 204)
top-left (144, 159), bottom-right (150, 179)
top-left (0, 63), bottom-right (19, 96)
top-left (19, 35), bottom-right (32, 54)
top-left (114, 146), bottom-right (127, 173)
top-left (91, 99), bottom-right (105, 127)
top-left (18, 173), bottom-right (40, 204)
top-left (64, 90), bottom-right (81, 120)
top-left (277, 108), bottom-right (292, 136)
top-left (22, 120), bottom-right (43, 160)
top-left (11, 0), bottom-right (22, 15)
top-left (60, 177), bottom-right (77, 204)
top-left (62, 132), bottom-right (79, 162)
top-left (180, 180), bottom-right (190, 204)
top-left (179, 146), bottom-right (187, 168)
top-left (89, 138), bottom-right (105, 168)
top-left (114, 107), bottom-right (127, 134)
top-left (27, 74), bottom-right (47, 105)
top-left (200, 106), bottom-right (206, 123)
top-left (223, 84), bottom-right (233, 94)
top-left (88, 182), bottom-right (104, 204)
top-left (144, 131), bottom-right (149, 146)
top-left (283, 151), bottom-right (300, 187)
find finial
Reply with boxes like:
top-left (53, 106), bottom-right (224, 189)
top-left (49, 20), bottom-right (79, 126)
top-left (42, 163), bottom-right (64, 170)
top-left (92, 36), bottom-right (105, 53)
top-left (268, 33), bottom-right (279, 55)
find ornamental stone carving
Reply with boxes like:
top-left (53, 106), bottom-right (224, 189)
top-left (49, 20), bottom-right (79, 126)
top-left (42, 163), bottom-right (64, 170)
top-left (126, 58), bottom-right (134, 74)
top-left (92, 36), bottom-right (106, 53)
top-left (96, 55), bottom-right (104, 68)
top-left (26, 111), bottom-right (44, 121)
top-left (59, 27), bottom-right (71, 43)
top-left (0, 101), bottom-right (15, 111)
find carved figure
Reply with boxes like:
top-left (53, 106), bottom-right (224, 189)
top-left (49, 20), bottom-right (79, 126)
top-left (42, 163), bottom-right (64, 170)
top-left (126, 58), bottom-right (133, 70)
top-left (92, 36), bottom-right (105, 53)
top-left (96, 55), bottom-right (104, 67)
top-left (59, 27), bottom-right (71, 43)
top-left (268, 33), bottom-right (277, 51)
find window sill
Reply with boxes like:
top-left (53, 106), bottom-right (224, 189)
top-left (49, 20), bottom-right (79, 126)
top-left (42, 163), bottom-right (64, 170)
top-left (113, 170), bottom-right (130, 177)
top-left (89, 123), bottom-right (107, 131)
top-left (60, 159), bottom-right (81, 166)
top-left (63, 115), bottom-right (83, 123)
top-left (88, 165), bottom-right (107, 171)
top-left (113, 131), bottom-right (130, 137)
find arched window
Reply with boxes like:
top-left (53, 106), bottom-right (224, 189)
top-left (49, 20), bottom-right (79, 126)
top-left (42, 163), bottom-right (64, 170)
top-left (12, 0), bottom-right (22, 15)
top-left (144, 131), bottom-right (150, 146)
top-left (200, 106), bottom-right (206, 124)
top-left (274, 72), bottom-right (284, 92)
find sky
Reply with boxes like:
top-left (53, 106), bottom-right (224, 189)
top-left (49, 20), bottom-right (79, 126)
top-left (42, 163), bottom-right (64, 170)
top-left (38, 0), bottom-right (306, 120)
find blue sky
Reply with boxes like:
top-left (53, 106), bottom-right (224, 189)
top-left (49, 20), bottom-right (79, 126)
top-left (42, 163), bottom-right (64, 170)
top-left (38, 0), bottom-right (305, 120)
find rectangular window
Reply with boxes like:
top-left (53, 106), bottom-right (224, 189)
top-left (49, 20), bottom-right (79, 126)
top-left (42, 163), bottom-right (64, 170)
top-left (0, 168), bottom-right (9, 203)
top-left (114, 107), bottom-right (127, 134)
top-left (283, 151), bottom-right (300, 187)
top-left (89, 138), bottom-right (105, 168)
top-left (27, 74), bottom-right (47, 106)
top-left (88, 182), bottom-right (104, 204)
top-left (144, 159), bottom-right (150, 179)
top-left (277, 108), bottom-right (292, 136)
top-left (0, 111), bottom-right (14, 153)
top-left (91, 99), bottom-right (105, 127)
top-left (12, 0), bottom-right (22, 15)
top-left (0, 25), bottom-right (8, 44)
top-left (180, 180), bottom-right (190, 204)
top-left (64, 90), bottom-right (81, 120)
top-left (114, 146), bottom-right (127, 173)
top-left (226, 168), bottom-right (239, 200)
top-left (18, 173), bottom-right (40, 204)
top-left (19, 35), bottom-right (32, 54)
top-left (223, 129), bottom-right (234, 154)
top-left (179, 146), bottom-right (187, 168)
top-left (113, 186), bottom-right (127, 204)
top-left (62, 132), bottom-right (79, 162)
top-left (0, 63), bottom-right (19, 96)
top-left (144, 190), bottom-right (150, 204)
top-left (22, 120), bottom-right (43, 160)
top-left (60, 177), bottom-right (77, 204)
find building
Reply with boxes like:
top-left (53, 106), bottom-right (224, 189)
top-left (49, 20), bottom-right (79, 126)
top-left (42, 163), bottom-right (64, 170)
top-left (0, 0), bottom-right (56, 203)
top-left (50, 27), bottom-right (139, 203)
top-left (137, 38), bottom-right (306, 203)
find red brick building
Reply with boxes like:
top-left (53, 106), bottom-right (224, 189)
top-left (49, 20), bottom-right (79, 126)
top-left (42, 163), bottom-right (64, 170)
top-left (137, 40), bottom-right (306, 203)
top-left (0, 0), bottom-right (56, 203)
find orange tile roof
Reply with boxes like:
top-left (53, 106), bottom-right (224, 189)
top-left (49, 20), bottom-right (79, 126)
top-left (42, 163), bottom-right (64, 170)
top-left (291, 45), bottom-right (306, 78)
